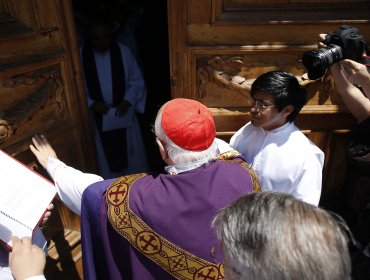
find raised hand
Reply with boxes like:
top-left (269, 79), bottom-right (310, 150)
top-left (30, 134), bottom-right (58, 170)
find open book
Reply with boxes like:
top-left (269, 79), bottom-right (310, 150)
top-left (0, 150), bottom-right (56, 249)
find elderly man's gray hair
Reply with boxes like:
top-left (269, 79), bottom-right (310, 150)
top-left (213, 191), bottom-right (352, 280)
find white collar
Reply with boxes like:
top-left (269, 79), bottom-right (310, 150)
top-left (259, 121), bottom-right (292, 135)
top-left (165, 157), bottom-right (216, 175)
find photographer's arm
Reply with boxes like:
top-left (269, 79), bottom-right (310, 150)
top-left (330, 62), bottom-right (370, 123)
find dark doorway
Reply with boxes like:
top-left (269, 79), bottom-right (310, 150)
top-left (72, 0), bottom-right (171, 172)
top-left (136, 0), bottom-right (171, 172)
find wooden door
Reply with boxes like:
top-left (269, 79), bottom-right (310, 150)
top-left (0, 0), bottom-right (97, 278)
top-left (167, 0), bottom-right (370, 202)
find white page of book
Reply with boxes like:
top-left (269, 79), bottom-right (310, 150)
top-left (0, 150), bottom-right (56, 247)
top-left (0, 218), bottom-right (31, 245)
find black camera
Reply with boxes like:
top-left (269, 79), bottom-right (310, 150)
top-left (302, 25), bottom-right (368, 80)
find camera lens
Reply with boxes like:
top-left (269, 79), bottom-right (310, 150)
top-left (320, 44), bottom-right (343, 65)
top-left (302, 44), bottom-right (343, 80)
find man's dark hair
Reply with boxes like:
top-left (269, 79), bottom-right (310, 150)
top-left (251, 70), bottom-right (307, 122)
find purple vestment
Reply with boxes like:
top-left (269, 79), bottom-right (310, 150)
top-left (81, 157), bottom-right (260, 280)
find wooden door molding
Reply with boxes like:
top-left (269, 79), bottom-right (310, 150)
top-left (212, 0), bottom-right (370, 23)
top-left (167, 0), bottom-right (189, 98)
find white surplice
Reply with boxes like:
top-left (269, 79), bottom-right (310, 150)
top-left (230, 122), bottom-right (324, 206)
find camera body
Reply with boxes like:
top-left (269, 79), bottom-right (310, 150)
top-left (302, 25), bottom-right (367, 80)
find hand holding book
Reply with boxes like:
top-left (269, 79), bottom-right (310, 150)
top-left (40, 203), bottom-right (54, 225)
top-left (9, 236), bottom-right (46, 280)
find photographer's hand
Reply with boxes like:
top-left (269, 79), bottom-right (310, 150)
top-left (318, 33), bottom-right (327, 48)
top-left (330, 60), bottom-right (370, 123)
top-left (339, 59), bottom-right (370, 94)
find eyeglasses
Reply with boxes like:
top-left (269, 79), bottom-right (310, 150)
top-left (251, 99), bottom-right (275, 110)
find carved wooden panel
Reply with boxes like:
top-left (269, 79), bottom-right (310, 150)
top-left (194, 49), bottom-right (313, 108)
top-left (0, 62), bottom-right (66, 146)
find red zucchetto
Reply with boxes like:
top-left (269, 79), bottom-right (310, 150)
top-left (161, 98), bottom-right (216, 151)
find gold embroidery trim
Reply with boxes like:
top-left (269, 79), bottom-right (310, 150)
top-left (106, 173), bottom-right (224, 280)
top-left (218, 154), bottom-right (262, 193)
top-left (217, 150), bottom-right (241, 161)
